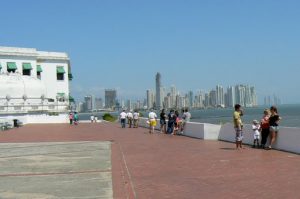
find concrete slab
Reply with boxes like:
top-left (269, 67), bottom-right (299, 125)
top-left (0, 141), bottom-right (113, 199)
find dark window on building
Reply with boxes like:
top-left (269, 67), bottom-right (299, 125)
top-left (57, 73), bottom-right (64, 80)
top-left (7, 62), bottom-right (17, 73)
top-left (58, 97), bottom-right (65, 102)
top-left (23, 69), bottom-right (31, 76)
top-left (7, 68), bottom-right (16, 73)
top-left (37, 71), bottom-right (41, 79)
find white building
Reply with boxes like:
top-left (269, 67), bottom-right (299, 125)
top-left (0, 46), bottom-right (72, 114)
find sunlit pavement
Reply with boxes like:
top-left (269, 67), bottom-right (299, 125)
top-left (0, 122), bottom-right (299, 199)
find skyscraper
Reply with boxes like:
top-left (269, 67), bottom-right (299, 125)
top-left (126, 99), bottom-right (132, 111)
top-left (170, 85), bottom-right (177, 108)
top-left (155, 72), bottom-right (162, 110)
top-left (250, 87), bottom-right (257, 106)
top-left (95, 98), bottom-right (103, 110)
top-left (84, 95), bottom-right (93, 111)
top-left (209, 90), bottom-right (217, 107)
top-left (146, 89), bottom-right (155, 109)
top-left (227, 86), bottom-right (235, 107)
top-left (188, 91), bottom-right (194, 108)
top-left (216, 85), bottom-right (224, 107)
top-left (105, 89), bottom-right (117, 109)
top-left (235, 85), bottom-right (245, 106)
top-left (244, 85), bottom-right (252, 107)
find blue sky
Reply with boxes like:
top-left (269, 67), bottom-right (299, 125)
top-left (1, 0), bottom-right (300, 104)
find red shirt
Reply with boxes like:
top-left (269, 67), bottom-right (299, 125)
top-left (260, 115), bottom-right (270, 129)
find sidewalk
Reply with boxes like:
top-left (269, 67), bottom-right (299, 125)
top-left (0, 141), bottom-right (112, 198)
top-left (0, 123), bottom-right (299, 199)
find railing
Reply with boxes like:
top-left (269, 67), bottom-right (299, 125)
top-left (0, 104), bottom-right (69, 114)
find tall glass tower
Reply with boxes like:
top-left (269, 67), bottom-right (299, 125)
top-left (155, 72), bottom-right (161, 110)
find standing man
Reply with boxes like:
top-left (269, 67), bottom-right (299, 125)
top-left (133, 110), bottom-right (140, 128)
top-left (120, 110), bottom-right (127, 128)
top-left (181, 108), bottom-right (191, 134)
top-left (233, 104), bottom-right (244, 149)
top-left (148, 109), bottom-right (157, 134)
top-left (127, 111), bottom-right (133, 128)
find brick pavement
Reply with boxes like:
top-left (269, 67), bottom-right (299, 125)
top-left (0, 122), bottom-right (300, 199)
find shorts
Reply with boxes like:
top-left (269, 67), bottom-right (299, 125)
top-left (150, 120), bottom-right (157, 127)
top-left (270, 126), bottom-right (279, 132)
top-left (235, 127), bottom-right (243, 142)
top-left (160, 119), bottom-right (166, 125)
top-left (254, 134), bottom-right (260, 140)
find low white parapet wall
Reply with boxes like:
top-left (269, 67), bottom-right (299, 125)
top-left (138, 117), bottom-right (221, 140)
top-left (26, 114), bottom-right (69, 124)
top-left (138, 118), bottom-right (300, 154)
top-left (219, 123), bottom-right (300, 154)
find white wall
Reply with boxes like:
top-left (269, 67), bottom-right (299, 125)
top-left (219, 123), bottom-right (300, 154)
top-left (0, 47), bottom-right (71, 112)
top-left (138, 117), bottom-right (220, 140)
top-left (0, 56), bottom-right (36, 77)
top-left (137, 118), bottom-right (300, 154)
top-left (39, 60), bottom-right (69, 102)
top-left (0, 113), bottom-right (69, 126)
top-left (25, 113), bottom-right (69, 124)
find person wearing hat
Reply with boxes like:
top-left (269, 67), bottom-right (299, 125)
top-left (252, 120), bottom-right (261, 148)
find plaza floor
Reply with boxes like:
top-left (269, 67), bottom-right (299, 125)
top-left (0, 122), bottom-right (299, 199)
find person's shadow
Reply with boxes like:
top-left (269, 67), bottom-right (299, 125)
top-left (219, 147), bottom-right (236, 150)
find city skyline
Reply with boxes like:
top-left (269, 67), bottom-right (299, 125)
top-left (1, 1), bottom-right (299, 104)
top-left (77, 72), bottom-right (263, 112)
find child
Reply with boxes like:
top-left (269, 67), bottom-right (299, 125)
top-left (252, 120), bottom-right (260, 148)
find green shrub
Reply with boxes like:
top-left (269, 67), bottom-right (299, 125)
top-left (139, 112), bottom-right (144, 117)
top-left (102, 113), bottom-right (117, 122)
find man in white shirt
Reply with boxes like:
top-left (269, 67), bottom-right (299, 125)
top-left (120, 110), bottom-right (127, 128)
top-left (148, 110), bottom-right (157, 134)
top-left (127, 111), bottom-right (133, 128)
top-left (133, 110), bottom-right (140, 128)
top-left (181, 108), bottom-right (192, 134)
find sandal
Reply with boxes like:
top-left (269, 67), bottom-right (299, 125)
top-left (266, 146), bottom-right (272, 150)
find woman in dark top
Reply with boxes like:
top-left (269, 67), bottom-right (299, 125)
top-left (160, 109), bottom-right (167, 134)
top-left (167, 110), bottom-right (175, 134)
top-left (268, 106), bottom-right (281, 150)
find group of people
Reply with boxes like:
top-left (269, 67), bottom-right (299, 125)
top-left (68, 112), bottom-right (79, 125)
top-left (119, 110), bottom-right (140, 128)
top-left (233, 104), bottom-right (281, 150)
top-left (119, 104), bottom-right (281, 150)
top-left (148, 108), bottom-right (192, 135)
top-left (90, 115), bottom-right (99, 123)
top-left (119, 108), bottom-right (192, 135)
